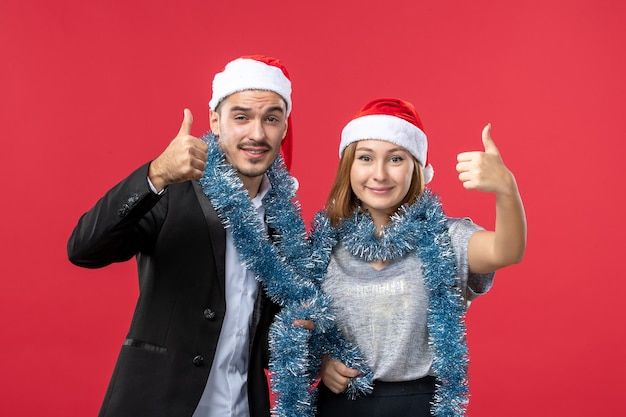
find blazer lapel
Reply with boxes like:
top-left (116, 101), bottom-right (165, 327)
top-left (192, 180), bottom-right (226, 294)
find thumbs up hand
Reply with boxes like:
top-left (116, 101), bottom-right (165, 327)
top-left (148, 109), bottom-right (209, 192)
top-left (456, 124), bottom-right (515, 195)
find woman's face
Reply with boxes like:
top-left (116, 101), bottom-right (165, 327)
top-left (350, 139), bottom-right (415, 225)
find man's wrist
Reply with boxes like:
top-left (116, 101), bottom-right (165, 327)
top-left (146, 176), bottom-right (165, 195)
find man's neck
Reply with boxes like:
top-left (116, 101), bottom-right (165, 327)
top-left (239, 173), bottom-right (264, 199)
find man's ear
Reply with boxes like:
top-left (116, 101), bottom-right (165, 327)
top-left (281, 118), bottom-right (288, 140)
top-left (209, 109), bottom-right (220, 135)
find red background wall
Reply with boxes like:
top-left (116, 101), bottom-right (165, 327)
top-left (1, 0), bottom-right (624, 415)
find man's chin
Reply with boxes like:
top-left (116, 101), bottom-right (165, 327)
top-left (235, 163), bottom-right (271, 179)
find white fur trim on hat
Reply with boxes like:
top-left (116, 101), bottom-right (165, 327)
top-left (209, 58), bottom-right (292, 115)
top-left (340, 114), bottom-right (434, 183)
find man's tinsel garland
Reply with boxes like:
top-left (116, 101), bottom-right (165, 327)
top-left (307, 190), bottom-right (471, 417)
top-left (198, 132), bottom-right (333, 417)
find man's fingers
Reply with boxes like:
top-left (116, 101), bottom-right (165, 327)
top-left (343, 368), bottom-right (361, 378)
top-left (292, 319), bottom-right (314, 330)
top-left (178, 108), bottom-right (193, 136)
top-left (336, 361), bottom-right (361, 378)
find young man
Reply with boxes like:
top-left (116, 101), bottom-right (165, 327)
top-left (68, 55), bottom-right (302, 417)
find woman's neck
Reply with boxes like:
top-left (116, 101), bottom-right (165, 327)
top-left (371, 213), bottom-right (391, 235)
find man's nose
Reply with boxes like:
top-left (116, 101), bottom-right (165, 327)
top-left (248, 119), bottom-right (266, 141)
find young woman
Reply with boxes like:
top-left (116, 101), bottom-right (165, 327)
top-left (308, 97), bottom-right (526, 417)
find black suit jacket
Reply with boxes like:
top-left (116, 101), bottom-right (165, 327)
top-left (68, 163), bottom-right (280, 417)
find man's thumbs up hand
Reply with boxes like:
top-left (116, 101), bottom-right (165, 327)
top-left (148, 109), bottom-right (208, 192)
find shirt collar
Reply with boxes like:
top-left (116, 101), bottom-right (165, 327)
top-left (250, 174), bottom-right (271, 209)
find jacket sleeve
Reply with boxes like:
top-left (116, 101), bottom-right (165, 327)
top-left (67, 162), bottom-right (165, 268)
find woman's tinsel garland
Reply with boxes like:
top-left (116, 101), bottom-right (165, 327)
top-left (198, 133), bottom-right (333, 417)
top-left (308, 190), bottom-right (471, 417)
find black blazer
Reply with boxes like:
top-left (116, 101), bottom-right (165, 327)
top-left (68, 163), bottom-right (279, 417)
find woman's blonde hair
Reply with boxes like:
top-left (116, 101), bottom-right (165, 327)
top-left (324, 142), bottom-right (425, 227)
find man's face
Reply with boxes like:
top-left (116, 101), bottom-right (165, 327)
top-left (210, 90), bottom-right (288, 182)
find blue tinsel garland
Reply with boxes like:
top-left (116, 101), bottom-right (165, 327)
top-left (307, 190), bottom-right (470, 417)
top-left (198, 133), bottom-right (333, 417)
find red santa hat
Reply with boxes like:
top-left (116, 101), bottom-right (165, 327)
top-left (339, 97), bottom-right (434, 183)
top-left (209, 55), bottom-right (293, 169)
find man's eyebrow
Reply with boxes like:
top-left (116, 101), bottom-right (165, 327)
top-left (229, 105), bottom-right (252, 113)
top-left (266, 105), bottom-right (286, 114)
top-left (228, 105), bottom-right (286, 114)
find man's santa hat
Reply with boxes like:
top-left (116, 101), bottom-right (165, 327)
top-left (339, 97), bottom-right (434, 183)
top-left (209, 55), bottom-right (293, 170)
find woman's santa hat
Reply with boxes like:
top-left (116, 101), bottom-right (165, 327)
top-left (209, 55), bottom-right (294, 170)
top-left (339, 97), bottom-right (434, 183)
